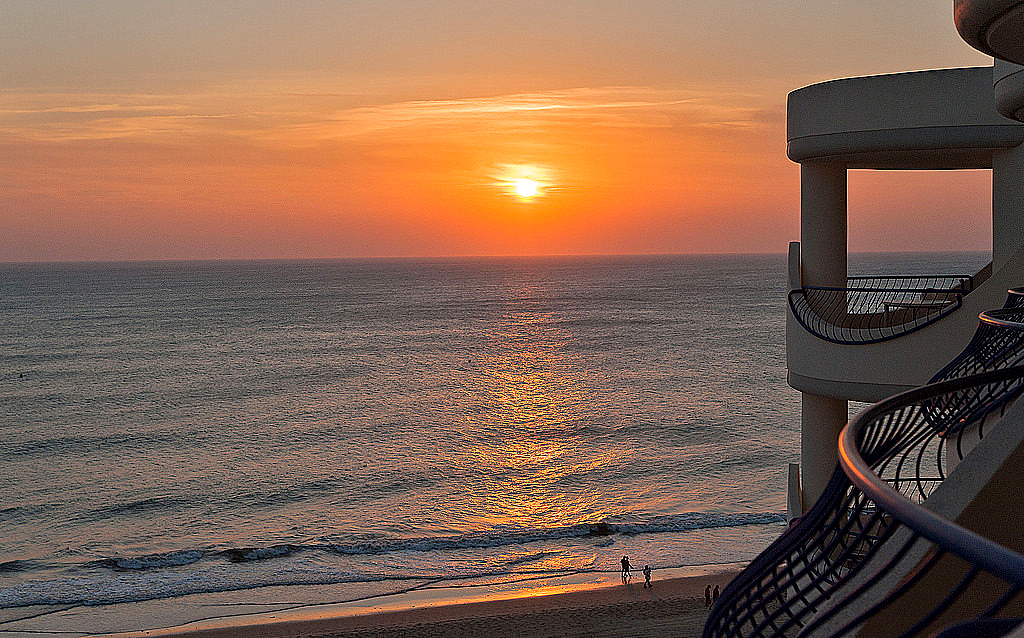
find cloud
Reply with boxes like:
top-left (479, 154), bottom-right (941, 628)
top-left (0, 85), bottom-right (777, 145)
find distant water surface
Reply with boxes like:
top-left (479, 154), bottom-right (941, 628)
top-left (0, 252), bottom-right (989, 607)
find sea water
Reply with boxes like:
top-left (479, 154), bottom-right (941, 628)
top-left (0, 253), bottom-right (988, 609)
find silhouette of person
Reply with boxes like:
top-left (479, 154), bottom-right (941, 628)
top-left (643, 564), bottom-right (652, 588)
top-left (712, 584), bottom-right (720, 604)
top-left (621, 555), bottom-right (631, 580)
top-left (705, 584), bottom-right (712, 607)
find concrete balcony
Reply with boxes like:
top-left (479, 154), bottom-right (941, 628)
top-left (955, 0), bottom-right (1024, 65)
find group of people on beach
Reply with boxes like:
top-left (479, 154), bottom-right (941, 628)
top-left (619, 555), bottom-right (723, 602)
top-left (619, 555), bottom-right (653, 589)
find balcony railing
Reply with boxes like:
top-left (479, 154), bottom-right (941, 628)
top-left (705, 302), bottom-right (1024, 637)
top-left (789, 275), bottom-right (974, 344)
top-left (1005, 288), bottom-right (1024, 310)
top-left (703, 368), bottom-right (1024, 638)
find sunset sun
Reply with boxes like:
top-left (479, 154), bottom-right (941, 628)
top-left (514, 178), bottom-right (539, 199)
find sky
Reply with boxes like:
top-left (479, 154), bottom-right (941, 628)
top-left (0, 1), bottom-right (996, 261)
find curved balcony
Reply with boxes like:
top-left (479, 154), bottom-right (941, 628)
top-left (932, 304), bottom-right (1024, 384)
top-left (788, 276), bottom-right (974, 345)
top-left (784, 241), bottom-right (1024, 403)
top-left (955, 0), bottom-right (1024, 65)
top-left (1005, 287), bottom-right (1024, 308)
top-left (706, 309), bottom-right (1024, 637)
top-left (704, 369), bottom-right (1024, 638)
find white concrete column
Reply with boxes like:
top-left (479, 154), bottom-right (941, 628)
top-left (798, 160), bottom-right (849, 510)
top-left (800, 393), bottom-right (848, 509)
top-left (993, 144), bottom-right (1024, 271)
top-left (800, 161), bottom-right (847, 287)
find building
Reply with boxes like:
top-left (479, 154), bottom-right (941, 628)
top-left (705, 3), bottom-right (1024, 636)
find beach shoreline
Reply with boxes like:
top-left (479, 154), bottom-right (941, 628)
top-left (0, 565), bottom-right (741, 637)
top-left (95, 568), bottom-right (739, 638)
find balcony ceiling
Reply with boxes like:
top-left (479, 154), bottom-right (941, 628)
top-left (955, 0), bottom-right (1024, 64)
top-left (788, 67), bottom-right (1024, 168)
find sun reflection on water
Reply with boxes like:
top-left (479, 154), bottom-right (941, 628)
top-left (450, 291), bottom-right (625, 536)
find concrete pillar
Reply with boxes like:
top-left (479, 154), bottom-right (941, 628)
top-left (798, 160), bottom-right (849, 509)
top-left (993, 144), bottom-right (1024, 271)
top-left (800, 393), bottom-right (848, 508)
top-left (800, 161), bottom-right (848, 287)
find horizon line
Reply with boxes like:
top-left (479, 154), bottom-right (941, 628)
top-left (0, 249), bottom-right (992, 267)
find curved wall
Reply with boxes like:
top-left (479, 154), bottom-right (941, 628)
top-left (787, 244), bottom-right (1024, 402)
top-left (955, 0), bottom-right (1024, 65)
top-left (788, 67), bottom-right (1024, 168)
top-left (994, 59), bottom-right (1024, 121)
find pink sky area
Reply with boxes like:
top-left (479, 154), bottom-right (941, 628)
top-left (0, 1), bottom-right (995, 261)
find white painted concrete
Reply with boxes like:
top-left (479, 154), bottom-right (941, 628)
top-left (994, 60), bottom-right (1024, 121)
top-left (955, 0), bottom-right (1024, 65)
top-left (800, 393), bottom-right (847, 508)
top-left (786, 66), bottom-right (1024, 510)
top-left (788, 67), bottom-right (1024, 169)
top-left (799, 162), bottom-right (846, 288)
top-left (993, 143), bottom-right (1024, 269)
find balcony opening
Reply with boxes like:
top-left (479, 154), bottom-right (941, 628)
top-left (848, 169), bottom-right (991, 277)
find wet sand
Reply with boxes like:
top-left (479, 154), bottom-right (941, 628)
top-left (99, 570), bottom-right (737, 638)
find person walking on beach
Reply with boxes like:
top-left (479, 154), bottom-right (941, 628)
top-left (712, 584), bottom-right (720, 604)
top-left (642, 564), bottom-right (652, 588)
top-left (704, 585), bottom-right (712, 608)
top-left (621, 555), bottom-right (631, 580)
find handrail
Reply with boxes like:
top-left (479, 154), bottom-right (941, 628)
top-left (840, 370), bottom-right (1024, 589)
top-left (929, 305), bottom-right (1024, 385)
top-left (704, 368), bottom-right (1024, 637)
top-left (1005, 288), bottom-right (1024, 310)
top-left (789, 274), bottom-right (973, 344)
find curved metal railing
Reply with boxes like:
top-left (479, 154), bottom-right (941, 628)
top-left (703, 368), bottom-right (1024, 638)
top-left (830, 371), bottom-right (1024, 636)
top-left (921, 307), bottom-right (1024, 451)
top-left (931, 307), bottom-right (1024, 384)
top-left (1005, 288), bottom-right (1024, 310)
top-left (705, 299), bottom-right (1024, 637)
top-left (789, 275), bottom-right (974, 344)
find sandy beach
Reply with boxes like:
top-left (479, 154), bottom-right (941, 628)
top-left (82, 569), bottom-right (738, 638)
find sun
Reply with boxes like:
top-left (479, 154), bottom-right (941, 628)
top-left (514, 178), bottom-right (539, 199)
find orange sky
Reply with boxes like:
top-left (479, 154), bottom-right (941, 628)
top-left (0, 1), bottom-right (994, 261)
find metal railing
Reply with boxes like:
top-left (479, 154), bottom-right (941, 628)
top-left (1004, 288), bottom-right (1024, 310)
top-left (705, 299), bottom-right (1024, 637)
top-left (833, 370), bottom-right (1024, 636)
top-left (789, 275), bottom-right (974, 344)
top-left (703, 368), bottom-right (1024, 638)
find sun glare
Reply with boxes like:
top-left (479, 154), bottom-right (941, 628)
top-left (515, 178), bottom-right (539, 199)
top-left (493, 164), bottom-right (554, 202)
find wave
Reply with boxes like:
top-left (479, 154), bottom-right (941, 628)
top-left (78, 497), bottom-right (191, 522)
top-left (328, 512), bottom-right (785, 556)
top-left (219, 545), bottom-right (297, 563)
top-left (85, 511), bottom-right (784, 570)
top-left (0, 511), bottom-right (784, 607)
top-left (95, 550), bottom-right (204, 571)
top-left (0, 560), bottom-right (36, 573)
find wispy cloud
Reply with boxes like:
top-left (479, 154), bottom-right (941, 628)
top-left (0, 85), bottom-right (776, 144)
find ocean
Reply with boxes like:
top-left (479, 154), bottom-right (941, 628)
top-left (0, 253), bottom-right (988, 612)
